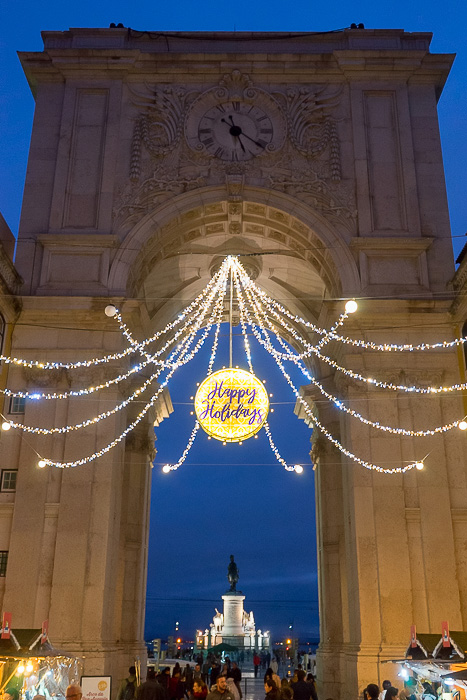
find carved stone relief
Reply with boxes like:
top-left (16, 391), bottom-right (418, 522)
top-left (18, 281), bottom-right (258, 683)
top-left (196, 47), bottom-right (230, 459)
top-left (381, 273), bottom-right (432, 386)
top-left (113, 72), bottom-right (356, 234)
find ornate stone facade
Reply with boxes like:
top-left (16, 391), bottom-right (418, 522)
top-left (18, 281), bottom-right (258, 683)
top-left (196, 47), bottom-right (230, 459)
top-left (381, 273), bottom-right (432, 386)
top-left (0, 26), bottom-right (466, 700)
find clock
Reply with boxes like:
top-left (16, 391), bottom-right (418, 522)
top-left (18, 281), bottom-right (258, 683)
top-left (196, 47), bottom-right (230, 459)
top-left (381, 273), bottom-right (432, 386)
top-left (185, 93), bottom-right (286, 162)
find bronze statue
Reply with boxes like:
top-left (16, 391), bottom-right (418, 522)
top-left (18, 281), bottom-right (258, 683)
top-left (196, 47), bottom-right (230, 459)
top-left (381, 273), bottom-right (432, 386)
top-left (227, 554), bottom-right (239, 591)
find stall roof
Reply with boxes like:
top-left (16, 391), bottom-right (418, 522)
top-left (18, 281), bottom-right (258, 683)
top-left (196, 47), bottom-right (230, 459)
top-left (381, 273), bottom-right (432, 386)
top-left (0, 628), bottom-right (58, 658)
top-left (434, 632), bottom-right (467, 660)
top-left (405, 634), bottom-right (441, 659)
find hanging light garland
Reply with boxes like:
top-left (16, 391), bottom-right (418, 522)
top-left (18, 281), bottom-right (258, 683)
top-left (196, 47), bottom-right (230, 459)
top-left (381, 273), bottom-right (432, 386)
top-left (0, 255), bottom-right (465, 473)
top-left (238, 276), bottom-right (465, 438)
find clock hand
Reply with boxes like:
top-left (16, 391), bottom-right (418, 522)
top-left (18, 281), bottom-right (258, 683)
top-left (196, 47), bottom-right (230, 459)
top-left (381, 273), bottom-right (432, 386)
top-left (225, 117), bottom-right (266, 149)
top-left (221, 116), bottom-right (242, 138)
top-left (238, 131), bottom-right (266, 149)
top-left (221, 117), bottom-right (246, 152)
top-left (221, 115), bottom-right (266, 150)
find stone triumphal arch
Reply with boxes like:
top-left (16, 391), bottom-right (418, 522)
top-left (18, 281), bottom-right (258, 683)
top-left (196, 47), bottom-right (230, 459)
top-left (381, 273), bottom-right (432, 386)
top-left (1, 26), bottom-right (467, 700)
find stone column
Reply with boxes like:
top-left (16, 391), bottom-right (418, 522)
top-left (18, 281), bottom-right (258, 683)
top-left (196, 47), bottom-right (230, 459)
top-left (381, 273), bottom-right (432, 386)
top-left (296, 381), bottom-right (347, 700)
top-left (222, 592), bottom-right (245, 635)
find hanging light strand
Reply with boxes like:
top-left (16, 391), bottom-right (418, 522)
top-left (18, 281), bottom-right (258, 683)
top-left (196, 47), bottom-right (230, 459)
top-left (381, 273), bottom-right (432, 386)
top-left (263, 422), bottom-right (295, 472)
top-left (162, 275), bottom-right (228, 472)
top-left (2, 268), bottom-right (228, 402)
top-left (0, 262), bottom-right (226, 371)
top-left (4, 281), bottom-right (228, 436)
top-left (239, 270), bottom-right (467, 353)
top-left (233, 266), bottom-right (295, 472)
top-left (114, 262), bottom-right (226, 354)
top-left (239, 278), bottom-right (466, 438)
top-left (32, 269), bottom-right (230, 465)
top-left (237, 266), bottom-right (467, 396)
top-left (233, 260), bottom-right (421, 474)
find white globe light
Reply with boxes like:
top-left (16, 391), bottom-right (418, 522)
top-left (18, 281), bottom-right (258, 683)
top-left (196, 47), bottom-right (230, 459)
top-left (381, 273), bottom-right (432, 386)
top-left (38, 459), bottom-right (47, 469)
top-left (162, 464), bottom-right (171, 473)
top-left (26, 664), bottom-right (34, 674)
top-left (1, 421), bottom-right (11, 431)
top-left (345, 299), bottom-right (358, 314)
top-left (294, 464), bottom-right (304, 474)
top-left (415, 461), bottom-right (424, 471)
top-left (459, 420), bottom-right (467, 431)
top-left (104, 304), bottom-right (117, 317)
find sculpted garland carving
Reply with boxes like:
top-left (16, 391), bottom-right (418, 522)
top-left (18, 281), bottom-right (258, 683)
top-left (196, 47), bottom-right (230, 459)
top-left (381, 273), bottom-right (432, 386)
top-left (274, 86), bottom-right (343, 181)
top-left (129, 86), bottom-right (194, 182)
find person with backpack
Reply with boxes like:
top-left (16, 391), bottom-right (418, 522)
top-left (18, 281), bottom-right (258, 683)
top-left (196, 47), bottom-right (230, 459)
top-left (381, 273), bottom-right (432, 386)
top-left (117, 667), bottom-right (138, 700)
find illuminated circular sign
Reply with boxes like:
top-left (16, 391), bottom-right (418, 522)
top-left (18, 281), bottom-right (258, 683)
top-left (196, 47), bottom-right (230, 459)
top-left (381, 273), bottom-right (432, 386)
top-left (194, 368), bottom-right (269, 442)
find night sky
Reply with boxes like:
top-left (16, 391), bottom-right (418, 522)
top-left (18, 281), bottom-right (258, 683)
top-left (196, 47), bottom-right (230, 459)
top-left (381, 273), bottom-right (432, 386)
top-left (1, 0), bottom-right (467, 645)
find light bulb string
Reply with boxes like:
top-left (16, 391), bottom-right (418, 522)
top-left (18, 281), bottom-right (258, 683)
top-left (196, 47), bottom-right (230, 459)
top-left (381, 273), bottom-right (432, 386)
top-left (235, 262), bottom-right (467, 353)
top-left (315, 310), bottom-right (349, 351)
top-left (21, 278), bottom-right (228, 444)
top-left (164, 275), bottom-right (228, 472)
top-left (113, 265), bottom-right (227, 362)
top-left (237, 269), bottom-right (467, 397)
top-left (242, 284), bottom-right (466, 438)
top-left (6, 318), bottom-right (208, 436)
top-left (165, 422), bottom-right (201, 472)
top-left (234, 267), bottom-right (295, 472)
top-left (233, 267), bottom-right (254, 374)
top-left (263, 422), bottom-right (295, 472)
top-left (198, 284), bottom-right (467, 402)
top-left (1, 271), bottom-right (225, 404)
top-left (39, 282), bottom-right (229, 468)
top-left (0, 262), bottom-right (225, 372)
top-left (236, 270), bottom-right (420, 473)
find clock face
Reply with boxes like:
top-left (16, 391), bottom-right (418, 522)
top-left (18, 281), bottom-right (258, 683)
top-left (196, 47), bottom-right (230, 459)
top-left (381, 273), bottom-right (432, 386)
top-left (192, 100), bottom-right (276, 161)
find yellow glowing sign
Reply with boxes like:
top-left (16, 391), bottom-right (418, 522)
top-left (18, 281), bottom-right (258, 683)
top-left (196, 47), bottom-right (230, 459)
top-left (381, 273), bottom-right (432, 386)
top-left (194, 368), bottom-right (269, 442)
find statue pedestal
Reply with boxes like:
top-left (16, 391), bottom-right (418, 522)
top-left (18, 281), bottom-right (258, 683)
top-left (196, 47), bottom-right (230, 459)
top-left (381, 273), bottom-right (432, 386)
top-left (222, 592), bottom-right (245, 635)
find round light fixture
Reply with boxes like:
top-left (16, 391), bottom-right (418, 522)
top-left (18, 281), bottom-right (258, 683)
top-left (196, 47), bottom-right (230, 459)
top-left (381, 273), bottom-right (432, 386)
top-left (104, 304), bottom-right (117, 317)
top-left (345, 299), bottom-right (358, 314)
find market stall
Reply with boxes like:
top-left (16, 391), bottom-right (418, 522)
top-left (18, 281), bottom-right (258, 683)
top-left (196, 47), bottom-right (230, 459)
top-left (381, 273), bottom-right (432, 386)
top-left (384, 629), bottom-right (467, 700)
top-left (0, 628), bottom-right (82, 700)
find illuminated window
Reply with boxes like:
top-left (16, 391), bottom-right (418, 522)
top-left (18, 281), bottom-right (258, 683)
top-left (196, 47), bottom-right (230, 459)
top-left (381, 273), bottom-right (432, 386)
top-left (9, 396), bottom-right (25, 415)
top-left (0, 552), bottom-right (8, 577)
top-left (1, 471), bottom-right (17, 492)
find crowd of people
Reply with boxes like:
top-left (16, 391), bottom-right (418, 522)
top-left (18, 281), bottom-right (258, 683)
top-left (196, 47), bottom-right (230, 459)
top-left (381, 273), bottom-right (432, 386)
top-left (364, 678), bottom-right (440, 700)
top-left (115, 656), bottom-right (319, 700)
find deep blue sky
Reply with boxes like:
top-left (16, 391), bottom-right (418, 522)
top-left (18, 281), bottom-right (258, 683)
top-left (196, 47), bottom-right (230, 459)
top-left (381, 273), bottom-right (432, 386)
top-left (1, 1), bottom-right (466, 644)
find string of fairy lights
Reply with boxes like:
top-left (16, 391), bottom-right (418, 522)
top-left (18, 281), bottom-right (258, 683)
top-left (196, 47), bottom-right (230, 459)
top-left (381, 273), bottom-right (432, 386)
top-left (0, 256), bottom-right (466, 474)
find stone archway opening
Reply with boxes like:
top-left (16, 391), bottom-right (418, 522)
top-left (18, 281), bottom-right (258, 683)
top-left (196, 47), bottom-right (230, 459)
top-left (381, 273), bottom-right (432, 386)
top-left (120, 197), bottom-right (351, 684)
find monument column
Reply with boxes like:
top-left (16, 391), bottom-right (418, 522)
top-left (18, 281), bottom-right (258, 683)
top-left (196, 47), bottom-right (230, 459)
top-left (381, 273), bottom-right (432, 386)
top-left (222, 592), bottom-right (245, 636)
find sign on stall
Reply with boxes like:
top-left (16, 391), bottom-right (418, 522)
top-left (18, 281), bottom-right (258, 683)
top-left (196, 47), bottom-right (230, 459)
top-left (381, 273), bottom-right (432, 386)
top-left (81, 676), bottom-right (112, 700)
